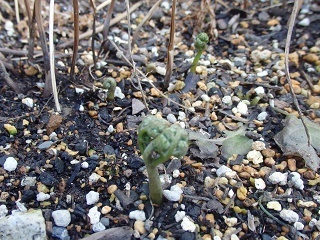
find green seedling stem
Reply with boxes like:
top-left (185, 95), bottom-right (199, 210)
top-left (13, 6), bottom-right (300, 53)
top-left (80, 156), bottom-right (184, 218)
top-left (190, 32), bottom-right (209, 73)
top-left (138, 115), bottom-right (188, 205)
top-left (103, 77), bottom-right (117, 101)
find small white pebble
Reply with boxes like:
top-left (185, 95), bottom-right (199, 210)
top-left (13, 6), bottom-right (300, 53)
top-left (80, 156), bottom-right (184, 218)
top-left (201, 94), bottom-right (210, 102)
top-left (81, 162), bottom-right (89, 169)
top-left (178, 111), bottom-right (186, 121)
top-left (161, 1), bottom-right (170, 10)
top-left (222, 96), bottom-right (232, 105)
top-left (52, 210), bottom-right (71, 227)
top-left (155, 66), bottom-right (166, 76)
top-left (223, 216), bottom-right (238, 227)
top-left (75, 88), bottom-right (85, 94)
top-left (257, 70), bottom-right (268, 77)
top-left (280, 209), bottom-right (299, 223)
top-left (79, 105), bottom-right (84, 112)
top-left (246, 150), bottom-right (263, 164)
top-left (70, 160), bottom-right (80, 164)
top-left (257, 112), bottom-right (268, 121)
top-left (294, 222), bottom-right (304, 231)
top-left (252, 141), bottom-right (266, 151)
top-left (88, 206), bottom-right (101, 224)
top-left (129, 210), bottom-right (146, 221)
top-left (163, 185), bottom-right (183, 202)
top-left (86, 191), bottom-right (99, 205)
top-left (4, 157), bottom-right (18, 172)
top-left (92, 222), bottom-right (106, 232)
top-left (114, 87), bottom-right (125, 99)
top-left (172, 169), bottom-right (180, 178)
top-left (216, 165), bottom-right (233, 177)
top-left (107, 125), bottom-right (114, 133)
top-left (174, 211), bottom-right (186, 222)
top-left (254, 178), bottom-right (266, 190)
top-left (237, 101), bottom-right (248, 115)
top-left (268, 172), bottom-right (288, 185)
top-left (22, 98), bottom-right (34, 108)
top-left (289, 172), bottom-right (304, 190)
top-left (254, 86), bottom-right (265, 95)
top-left (298, 18), bottom-right (310, 26)
top-left (181, 216), bottom-right (196, 232)
top-left (36, 192), bottom-right (50, 202)
top-left (167, 114), bottom-right (177, 123)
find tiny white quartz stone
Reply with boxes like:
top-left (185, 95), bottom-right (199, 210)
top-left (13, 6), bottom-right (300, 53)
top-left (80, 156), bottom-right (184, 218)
top-left (181, 216), bottom-right (196, 232)
top-left (129, 210), bottom-right (146, 221)
top-left (237, 101), bottom-right (248, 115)
top-left (246, 150), bottom-right (263, 164)
top-left (52, 210), bottom-right (71, 227)
top-left (86, 191), bottom-right (99, 205)
top-left (36, 192), bottom-right (50, 202)
top-left (4, 157), bottom-right (18, 172)
top-left (175, 211), bottom-right (186, 222)
top-left (280, 209), bottom-right (299, 223)
top-left (268, 172), bottom-right (288, 185)
top-left (22, 98), bottom-right (34, 108)
top-left (88, 206), bottom-right (101, 224)
top-left (163, 185), bottom-right (183, 202)
top-left (254, 178), bottom-right (266, 190)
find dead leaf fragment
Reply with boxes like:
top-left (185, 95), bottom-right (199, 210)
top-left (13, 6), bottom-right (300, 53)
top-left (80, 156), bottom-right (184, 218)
top-left (274, 115), bottom-right (320, 171)
top-left (46, 114), bottom-right (63, 135)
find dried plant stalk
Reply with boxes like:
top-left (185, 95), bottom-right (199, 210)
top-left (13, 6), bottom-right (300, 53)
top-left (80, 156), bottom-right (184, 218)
top-left (284, 0), bottom-right (309, 144)
top-left (163, 0), bottom-right (176, 89)
top-left (24, 0), bottom-right (36, 62)
top-left (49, 0), bottom-right (61, 112)
top-left (0, 58), bottom-right (20, 93)
top-left (70, 0), bottom-right (79, 81)
top-left (34, 0), bottom-right (52, 97)
top-left (89, 0), bottom-right (97, 68)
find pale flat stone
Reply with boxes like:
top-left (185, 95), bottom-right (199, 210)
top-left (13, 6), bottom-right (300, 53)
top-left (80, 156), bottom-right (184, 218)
top-left (0, 209), bottom-right (46, 240)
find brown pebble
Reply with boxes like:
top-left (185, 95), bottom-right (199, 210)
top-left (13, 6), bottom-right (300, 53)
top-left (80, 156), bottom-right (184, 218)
top-left (264, 157), bottom-right (275, 167)
top-left (303, 170), bottom-right (316, 180)
top-left (287, 159), bottom-right (297, 171)
top-left (46, 114), bottom-right (63, 135)
top-left (275, 161), bottom-right (287, 171)
top-left (267, 19), bottom-right (279, 26)
top-left (303, 53), bottom-right (319, 63)
top-left (150, 88), bottom-right (161, 97)
top-left (88, 110), bottom-right (98, 118)
top-left (107, 185), bottom-right (117, 194)
top-left (116, 122), bottom-right (124, 132)
top-left (262, 148), bottom-right (275, 158)
top-left (239, 171), bottom-right (251, 179)
top-left (205, 214), bottom-right (215, 224)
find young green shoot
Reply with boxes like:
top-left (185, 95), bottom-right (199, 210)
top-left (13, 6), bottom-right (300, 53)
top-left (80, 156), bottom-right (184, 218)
top-left (103, 77), bottom-right (117, 101)
top-left (190, 32), bottom-right (209, 73)
top-left (138, 115), bottom-right (188, 205)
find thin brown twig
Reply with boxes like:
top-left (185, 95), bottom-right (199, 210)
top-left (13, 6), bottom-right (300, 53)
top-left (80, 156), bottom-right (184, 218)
top-left (163, 0), bottom-right (176, 90)
top-left (0, 58), bottom-right (20, 93)
top-left (34, 0), bottom-right (52, 97)
top-left (70, 0), bottom-right (79, 81)
top-left (24, 0), bottom-right (36, 63)
top-left (89, 0), bottom-right (97, 68)
top-left (284, 0), bottom-right (310, 145)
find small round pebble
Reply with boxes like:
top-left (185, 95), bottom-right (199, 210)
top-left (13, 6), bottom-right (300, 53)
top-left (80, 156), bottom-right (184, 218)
top-left (37, 192), bottom-right (50, 201)
top-left (257, 112), bottom-right (268, 121)
top-left (52, 210), bottom-right (71, 227)
top-left (237, 101), bottom-right (248, 115)
top-left (280, 209), bottom-right (299, 223)
top-left (92, 222), bottom-right (106, 232)
top-left (181, 216), bottom-right (196, 232)
top-left (167, 113), bottom-right (177, 123)
top-left (4, 157), bottom-right (18, 172)
top-left (163, 185), bottom-right (183, 202)
top-left (86, 191), bottom-right (99, 205)
top-left (175, 211), bottom-right (186, 222)
top-left (129, 210), bottom-right (146, 221)
top-left (88, 206), bottom-right (101, 224)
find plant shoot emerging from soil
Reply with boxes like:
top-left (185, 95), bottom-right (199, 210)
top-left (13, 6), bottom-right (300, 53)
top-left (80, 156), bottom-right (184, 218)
top-left (190, 32), bottom-right (209, 73)
top-left (103, 77), bottom-right (117, 101)
top-left (138, 115), bottom-right (188, 205)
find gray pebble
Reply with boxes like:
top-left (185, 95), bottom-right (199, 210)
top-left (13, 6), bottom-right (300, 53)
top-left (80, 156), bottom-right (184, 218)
top-left (258, 11), bottom-right (270, 21)
top-left (217, 19), bottom-right (227, 30)
top-left (38, 141), bottom-right (54, 150)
